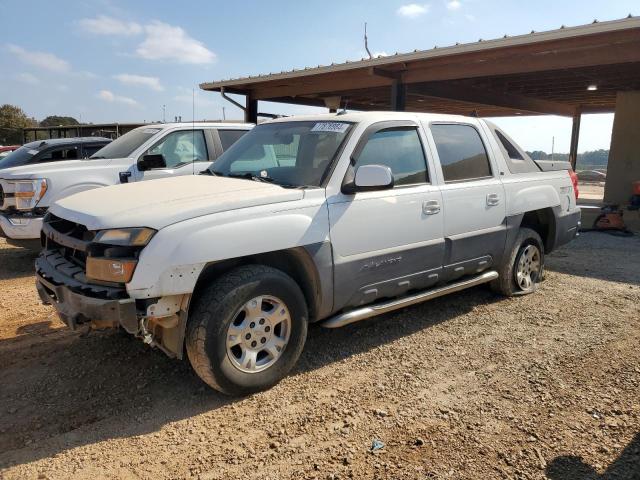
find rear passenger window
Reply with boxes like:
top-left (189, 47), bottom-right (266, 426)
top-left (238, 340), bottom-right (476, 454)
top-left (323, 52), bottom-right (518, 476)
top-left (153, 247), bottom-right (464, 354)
top-left (431, 124), bottom-right (492, 182)
top-left (218, 129), bottom-right (248, 151)
top-left (355, 127), bottom-right (428, 186)
top-left (495, 130), bottom-right (523, 160)
top-left (493, 128), bottom-right (541, 174)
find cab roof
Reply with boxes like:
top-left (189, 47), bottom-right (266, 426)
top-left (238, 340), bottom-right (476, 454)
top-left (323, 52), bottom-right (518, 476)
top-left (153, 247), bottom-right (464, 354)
top-left (23, 137), bottom-right (112, 149)
top-left (264, 111), bottom-right (478, 124)
top-left (133, 122), bottom-right (254, 130)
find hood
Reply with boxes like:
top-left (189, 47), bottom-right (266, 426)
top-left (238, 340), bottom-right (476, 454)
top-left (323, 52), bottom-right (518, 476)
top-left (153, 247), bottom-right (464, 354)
top-left (0, 159), bottom-right (115, 178)
top-left (50, 175), bottom-right (305, 231)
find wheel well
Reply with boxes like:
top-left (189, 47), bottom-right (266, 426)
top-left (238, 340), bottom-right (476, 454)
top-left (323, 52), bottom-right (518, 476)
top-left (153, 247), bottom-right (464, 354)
top-left (520, 208), bottom-right (556, 252)
top-left (192, 248), bottom-right (322, 322)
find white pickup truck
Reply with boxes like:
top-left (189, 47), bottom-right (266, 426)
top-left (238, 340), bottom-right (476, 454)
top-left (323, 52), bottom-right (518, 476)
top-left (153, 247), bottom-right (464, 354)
top-left (0, 123), bottom-right (252, 246)
top-left (35, 112), bottom-right (580, 395)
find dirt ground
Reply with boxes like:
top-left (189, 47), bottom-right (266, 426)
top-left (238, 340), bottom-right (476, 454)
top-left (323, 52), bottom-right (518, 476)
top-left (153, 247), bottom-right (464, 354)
top-left (0, 233), bottom-right (639, 480)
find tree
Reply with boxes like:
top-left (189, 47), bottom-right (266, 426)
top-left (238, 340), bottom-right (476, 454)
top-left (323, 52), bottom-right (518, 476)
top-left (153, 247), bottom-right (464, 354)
top-left (527, 149), bottom-right (609, 170)
top-left (40, 115), bottom-right (79, 127)
top-left (0, 104), bottom-right (36, 144)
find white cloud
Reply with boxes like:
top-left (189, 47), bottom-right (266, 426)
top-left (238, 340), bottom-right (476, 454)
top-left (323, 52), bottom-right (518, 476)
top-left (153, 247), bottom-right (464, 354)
top-left (98, 89), bottom-right (139, 106)
top-left (113, 73), bottom-right (164, 91)
top-left (446, 0), bottom-right (462, 10)
top-left (77, 16), bottom-right (215, 65)
top-left (372, 51), bottom-right (389, 58)
top-left (78, 15), bottom-right (142, 36)
top-left (16, 72), bottom-right (39, 85)
top-left (136, 21), bottom-right (216, 64)
top-left (397, 4), bottom-right (430, 18)
top-left (6, 44), bottom-right (70, 72)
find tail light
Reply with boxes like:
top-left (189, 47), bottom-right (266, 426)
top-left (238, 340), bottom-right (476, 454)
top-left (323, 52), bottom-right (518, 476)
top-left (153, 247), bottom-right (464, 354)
top-left (568, 169), bottom-right (579, 200)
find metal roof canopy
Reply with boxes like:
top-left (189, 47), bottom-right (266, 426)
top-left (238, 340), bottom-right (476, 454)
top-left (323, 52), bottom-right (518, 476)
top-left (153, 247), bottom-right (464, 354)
top-left (201, 16), bottom-right (640, 118)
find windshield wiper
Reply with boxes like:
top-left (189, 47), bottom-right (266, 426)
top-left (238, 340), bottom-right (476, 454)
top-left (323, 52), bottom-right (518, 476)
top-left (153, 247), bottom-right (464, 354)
top-left (227, 172), bottom-right (276, 184)
top-left (90, 156), bottom-right (106, 159)
top-left (206, 171), bottom-right (302, 188)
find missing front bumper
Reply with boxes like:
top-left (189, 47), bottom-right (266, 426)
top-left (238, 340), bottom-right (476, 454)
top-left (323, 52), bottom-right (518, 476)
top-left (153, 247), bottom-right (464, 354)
top-left (35, 252), bottom-right (138, 333)
top-left (36, 275), bottom-right (137, 332)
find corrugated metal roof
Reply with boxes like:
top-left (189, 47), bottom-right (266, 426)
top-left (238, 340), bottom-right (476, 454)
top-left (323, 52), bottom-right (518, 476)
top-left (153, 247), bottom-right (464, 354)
top-left (200, 15), bottom-right (638, 91)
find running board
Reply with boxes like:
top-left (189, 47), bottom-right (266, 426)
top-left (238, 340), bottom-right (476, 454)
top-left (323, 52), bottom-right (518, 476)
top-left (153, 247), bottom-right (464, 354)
top-left (321, 270), bottom-right (499, 329)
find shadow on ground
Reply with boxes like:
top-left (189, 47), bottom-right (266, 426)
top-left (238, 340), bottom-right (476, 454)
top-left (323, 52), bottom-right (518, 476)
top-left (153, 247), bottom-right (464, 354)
top-left (546, 433), bottom-right (640, 479)
top-left (0, 245), bottom-right (39, 281)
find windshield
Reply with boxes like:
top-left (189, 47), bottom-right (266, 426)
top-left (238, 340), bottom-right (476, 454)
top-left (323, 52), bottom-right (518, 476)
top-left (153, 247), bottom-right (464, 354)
top-left (90, 127), bottom-right (161, 159)
top-left (210, 121), bottom-right (353, 187)
top-left (0, 146), bottom-right (37, 169)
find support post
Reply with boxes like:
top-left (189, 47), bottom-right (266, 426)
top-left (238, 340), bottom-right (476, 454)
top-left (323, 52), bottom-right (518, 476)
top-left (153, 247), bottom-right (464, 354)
top-left (569, 110), bottom-right (581, 170)
top-left (245, 95), bottom-right (258, 124)
top-left (604, 91), bottom-right (640, 206)
top-left (391, 80), bottom-right (406, 111)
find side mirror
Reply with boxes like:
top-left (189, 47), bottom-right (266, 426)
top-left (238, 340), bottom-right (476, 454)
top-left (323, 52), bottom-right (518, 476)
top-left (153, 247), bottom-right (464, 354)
top-left (353, 164), bottom-right (394, 192)
top-left (137, 154), bottom-right (166, 172)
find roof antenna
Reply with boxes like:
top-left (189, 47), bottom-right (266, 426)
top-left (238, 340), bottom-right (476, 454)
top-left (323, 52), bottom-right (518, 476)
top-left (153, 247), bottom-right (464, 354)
top-left (337, 99), bottom-right (349, 115)
top-left (364, 22), bottom-right (373, 59)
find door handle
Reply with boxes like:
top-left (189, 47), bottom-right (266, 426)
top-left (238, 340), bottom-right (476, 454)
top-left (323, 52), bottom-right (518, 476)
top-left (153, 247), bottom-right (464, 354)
top-left (423, 200), bottom-right (441, 215)
top-left (486, 193), bottom-right (500, 206)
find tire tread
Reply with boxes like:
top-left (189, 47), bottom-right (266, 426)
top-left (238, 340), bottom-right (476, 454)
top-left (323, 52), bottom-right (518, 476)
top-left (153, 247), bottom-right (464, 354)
top-left (185, 265), bottom-right (305, 394)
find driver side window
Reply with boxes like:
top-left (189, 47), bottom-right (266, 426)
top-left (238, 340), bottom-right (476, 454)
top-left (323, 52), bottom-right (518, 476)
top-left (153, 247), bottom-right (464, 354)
top-left (145, 130), bottom-right (207, 168)
top-left (354, 127), bottom-right (429, 186)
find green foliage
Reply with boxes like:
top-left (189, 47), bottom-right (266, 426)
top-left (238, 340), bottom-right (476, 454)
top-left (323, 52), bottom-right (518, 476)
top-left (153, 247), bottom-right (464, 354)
top-left (526, 149), bottom-right (609, 169)
top-left (0, 104), bottom-right (37, 144)
top-left (40, 115), bottom-right (79, 127)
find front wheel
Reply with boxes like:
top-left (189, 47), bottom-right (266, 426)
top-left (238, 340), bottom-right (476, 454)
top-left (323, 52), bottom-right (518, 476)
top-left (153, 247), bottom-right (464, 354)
top-left (186, 265), bottom-right (308, 396)
top-left (491, 227), bottom-right (545, 297)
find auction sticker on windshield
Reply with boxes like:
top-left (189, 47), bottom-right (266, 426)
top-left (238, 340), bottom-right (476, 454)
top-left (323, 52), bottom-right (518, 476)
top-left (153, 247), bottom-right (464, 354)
top-left (310, 122), bottom-right (350, 133)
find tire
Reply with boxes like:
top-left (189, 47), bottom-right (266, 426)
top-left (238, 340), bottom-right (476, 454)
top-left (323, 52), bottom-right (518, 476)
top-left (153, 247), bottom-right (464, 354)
top-left (185, 265), bottom-right (308, 396)
top-left (491, 227), bottom-right (545, 297)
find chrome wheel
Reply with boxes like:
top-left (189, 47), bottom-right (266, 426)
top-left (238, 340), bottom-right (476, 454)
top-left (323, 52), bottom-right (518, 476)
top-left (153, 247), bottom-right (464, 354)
top-left (515, 244), bottom-right (541, 291)
top-left (225, 295), bottom-right (291, 374)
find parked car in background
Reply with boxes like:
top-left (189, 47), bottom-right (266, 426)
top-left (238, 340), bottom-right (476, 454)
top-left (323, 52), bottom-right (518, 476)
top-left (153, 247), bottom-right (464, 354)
top-left (0, 138), bottom-right (111, 170)
top-left (0, 124), bottom-right (252, 246)
top-left (0, 145), bottom-right (20, 158)
top-left (576, 169), bottom-right (607, 182)
top-left (35, 112), bottom-right (581, 395)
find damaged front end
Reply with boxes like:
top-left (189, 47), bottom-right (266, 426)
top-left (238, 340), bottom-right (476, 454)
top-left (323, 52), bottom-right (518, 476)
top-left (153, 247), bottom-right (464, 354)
top-left (36, 212), bottom-right (190, 358)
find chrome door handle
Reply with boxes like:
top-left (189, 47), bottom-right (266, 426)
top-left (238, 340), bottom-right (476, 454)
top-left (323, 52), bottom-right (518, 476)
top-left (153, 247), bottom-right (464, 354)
top-left (423, 200), bottom-right (441, 215)
top-left (486, 193), bottom-right (500, 206)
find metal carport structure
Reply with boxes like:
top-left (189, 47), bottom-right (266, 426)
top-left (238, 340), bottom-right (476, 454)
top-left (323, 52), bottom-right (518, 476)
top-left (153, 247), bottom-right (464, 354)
top-left (201, 16), bottom-right (640, 206)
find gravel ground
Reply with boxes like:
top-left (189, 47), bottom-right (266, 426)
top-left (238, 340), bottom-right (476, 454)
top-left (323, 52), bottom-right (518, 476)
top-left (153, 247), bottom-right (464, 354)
top-left (0, 233), bottom-right (638, 480)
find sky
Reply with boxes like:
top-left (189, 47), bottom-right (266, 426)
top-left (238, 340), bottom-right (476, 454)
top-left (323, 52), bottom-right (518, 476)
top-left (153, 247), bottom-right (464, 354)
top-left (0, 0), bottom-right (636, 153)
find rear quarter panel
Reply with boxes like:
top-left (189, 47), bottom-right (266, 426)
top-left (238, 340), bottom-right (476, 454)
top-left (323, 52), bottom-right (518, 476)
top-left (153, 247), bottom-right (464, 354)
top-left (501, 170), bottom-right (574, 216)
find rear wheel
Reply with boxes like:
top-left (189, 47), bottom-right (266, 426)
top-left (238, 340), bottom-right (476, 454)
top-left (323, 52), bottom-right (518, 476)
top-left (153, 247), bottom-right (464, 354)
top-left (186, 265), bottom-right (308, 395)
top-left (491, 228), bottom-right (544, 297)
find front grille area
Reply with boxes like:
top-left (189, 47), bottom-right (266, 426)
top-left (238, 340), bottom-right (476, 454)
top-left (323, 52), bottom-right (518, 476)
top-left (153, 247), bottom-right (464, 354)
top-left (42, 213), bottom-right (96, 271)
top-left (39, 213), bottom-right (128, 300)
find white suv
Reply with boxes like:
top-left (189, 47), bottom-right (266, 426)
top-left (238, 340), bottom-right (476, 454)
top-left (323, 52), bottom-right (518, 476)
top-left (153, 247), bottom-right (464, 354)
top-left (35, 112), bottom-right (580, 395)
top-left (0, 123), bottom-right (252, 246)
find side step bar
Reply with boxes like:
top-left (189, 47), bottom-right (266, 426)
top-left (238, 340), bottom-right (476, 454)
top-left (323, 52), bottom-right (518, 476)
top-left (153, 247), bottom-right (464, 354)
top-left (321, 270), bottom-right (498, 329)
